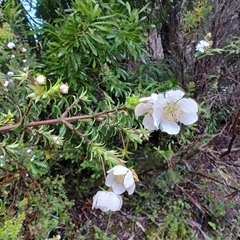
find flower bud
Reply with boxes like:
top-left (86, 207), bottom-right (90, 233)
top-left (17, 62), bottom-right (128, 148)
top-left (22, 47), bottom-right (27, 52)
top-left (7, 42), bottom-right (15, 49)
top-left (36, 75), bottom-right (46, 85)
top-left (59, 83), bottom-right (69, 94)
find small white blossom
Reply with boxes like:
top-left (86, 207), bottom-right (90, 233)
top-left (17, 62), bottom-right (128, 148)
top-left (23, 67), bottom-right (28, 72)
top-left (22, 59), bottom-right (27, 63)
top-left (22, 47), bottom-right (27, 52)
top-left (30, 155), bottom-right (35, 162)
top-left (59, 83), bottom-right (69, 94)
top-left (36, 75), bottom-right (46, 85)
top-left (11, 55), bottom-right (15, 58)
top-left (196, 40), bottom-right (210, 53)
top-left (7, 42), bottom-right (15, 49)
top-left (26, 149), bottom-right (32, 154)
top-left (3, 81), bottom-right (9, 87)
top-left (7, 71), bottom-right (14, 76)
top-left (105, 165), bottom-right (136, 195)
top-left (92, 191), bottom-right (123, 212)
top-left (134, 93), bottom-right (158, 131)
top-left (153, 90), bottom-right (198, 135)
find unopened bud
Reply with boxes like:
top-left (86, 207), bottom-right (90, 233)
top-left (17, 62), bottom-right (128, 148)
top-left (59, 83), bottom-right (69, 94)
top-left (36, 75), bottom-right (46, 85)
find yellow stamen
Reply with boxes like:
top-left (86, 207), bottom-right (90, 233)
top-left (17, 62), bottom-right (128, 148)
top-left (163, 103), bottom-right (183, 122)
top-left (115, 174), bottom-right (125, 184)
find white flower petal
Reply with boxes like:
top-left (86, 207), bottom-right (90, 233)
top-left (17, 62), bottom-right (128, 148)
top-left (138, 96), bottom-right (151, 103)
top-left (179, 112), bottom-right (198, 125)
top-left (105, 172), bottom-right (115, 186)
top-left (124, 171), bottom-right (134, 189)
top-left (152, 95), bottom-right (166, 128)
top-left (165, 90), bottom-right (185, 103)
top-left (108, 192), bottom-right (123, 211)
top-left (111, 165), bottom-right (128, 175)
top-left (92, 191), bottom-right (109, 211)
top-left (143, 114), bottom-right (157, 131)
top-left (92, 191), bottom-right (123, 212)
top-left (150, 93), bottom-right (158, 102)
top-left (127, 182), bottom-right (136, 195)
top-left (135, 102), bottom-right (152, 117)
top-left (112, 181), bottom-right (127, 194)
top-left (178, 98), bottom-right (198, 113)
top-left (160, 119), bottom-right (180, 135)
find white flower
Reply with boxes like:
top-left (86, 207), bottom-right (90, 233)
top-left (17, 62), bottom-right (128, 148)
top-left (26, 149), bottom-right (32, 154)
top-left (7, 71), bottom-right (14, 76)
top-left (153, 90), bottom-right (198, 135)
top-left (11, 55), bottom-right (15, 58)
top-left (22, 59), bottom-right (27, 63)
top-left (56, 235), bottom-right (61, 240)
top-left (105, 165), bottom-right (136, 195)
top-left (36, 75), bottom-right (46, 85)
top-left (3, 81), bottom-right (9, 87)
top-left (59, 83), bottom-right (69, 94)
top-left (92, 191), bottom-right (123, 212)
top-left (196, 40), bottom-right (210, 53)
top-left (7, 42), bottom-right (15, 49)
top-left (22, 47), bottom-right (27, 52)
top-left (23, 67), bottom-right (28, 72)
top-left (134, 93), bottom-right (158, 130)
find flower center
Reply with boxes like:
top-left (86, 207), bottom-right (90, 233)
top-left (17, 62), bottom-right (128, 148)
top-left (163, 103), bottom-right (183, 122)
top-left (115, 174), bottom-right (125, 184)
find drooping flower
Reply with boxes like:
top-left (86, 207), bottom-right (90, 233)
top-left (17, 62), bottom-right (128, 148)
top-left (7, 42), bottom-right (15, 49)
top-left (92, 191), bottom-right (123, 212)
top-left (36, 75), bottom-right (46, 85)
top-left (134, 93), bottom-right (158, 130)
top-left (59, 83), bottom-right (69, 94)
top-left (105, 165), bottom-right (136, 195)
top-left (153, 89), bottom-right (198, 135)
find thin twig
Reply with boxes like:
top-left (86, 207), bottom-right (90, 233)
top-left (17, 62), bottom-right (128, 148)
top-left (61, 98), bottom-right (81, 118)
top-left (0, 106), bottom-right (126, 133)
top-left (61, 119), bottom-right (91, 144)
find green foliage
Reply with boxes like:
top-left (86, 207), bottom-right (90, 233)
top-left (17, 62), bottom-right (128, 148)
top-left (39, 0), bottom-right (149, 97)
top-left (0, 173), bottom-right (74, 239)
top-left (0, 199), bottom-right (26, 240)
top-left (147, 200), bottom-right (193, 240)
top-left (1, 0), bottom-right (240, 239)
top-left (183, 0), bottom-right (211, 34)
top-left (0, 23), bottom-right (13, 40)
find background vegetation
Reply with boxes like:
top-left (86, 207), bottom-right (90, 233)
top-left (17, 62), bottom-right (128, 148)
top-left (0, 0), bottom-right (240, 239)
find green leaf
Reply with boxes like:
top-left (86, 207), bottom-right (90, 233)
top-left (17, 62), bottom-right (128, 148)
top-left (83, 35), bottom-right (98, 56)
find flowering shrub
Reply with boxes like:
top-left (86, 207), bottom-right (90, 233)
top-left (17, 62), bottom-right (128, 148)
top-left (2, 0), bottom-right (240, 239)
